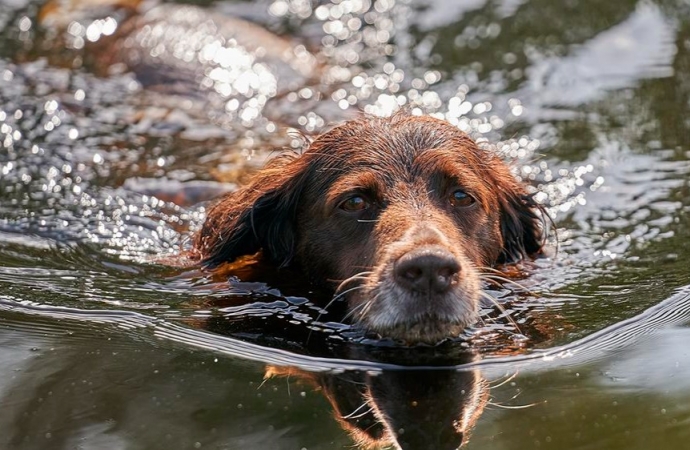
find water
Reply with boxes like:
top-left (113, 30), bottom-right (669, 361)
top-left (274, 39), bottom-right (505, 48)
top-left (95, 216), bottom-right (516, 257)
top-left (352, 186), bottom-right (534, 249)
top-left (1, 0), bottom-right (690, 449)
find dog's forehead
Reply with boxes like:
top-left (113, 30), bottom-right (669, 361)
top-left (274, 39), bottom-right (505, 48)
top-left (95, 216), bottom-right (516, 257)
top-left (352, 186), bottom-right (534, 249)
top-left (340, 117), bottom-right (463, 146)
top-left (300, 116), bottom-right (498, 200)
top-left (309, 118), bottom-right (480, 167)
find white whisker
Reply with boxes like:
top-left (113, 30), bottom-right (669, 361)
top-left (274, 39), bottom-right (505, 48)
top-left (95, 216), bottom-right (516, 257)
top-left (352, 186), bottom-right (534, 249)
top-left (478, 291), bottom-right (521, 333)
top-left (478, 267), bottom-right (535, 294)
top-left (334, 271), bottom-right (374, 295)
top-left (487, 401), bottom-right (540, 410)
top-left (341, 297), bottom-right (370, 322)
top-left (341, 402), bottom-right (375, 420)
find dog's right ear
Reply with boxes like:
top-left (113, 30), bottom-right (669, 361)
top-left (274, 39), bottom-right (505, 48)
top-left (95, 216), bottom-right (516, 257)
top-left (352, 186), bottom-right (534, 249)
top-left (193, 153), bottom-right (310, 268)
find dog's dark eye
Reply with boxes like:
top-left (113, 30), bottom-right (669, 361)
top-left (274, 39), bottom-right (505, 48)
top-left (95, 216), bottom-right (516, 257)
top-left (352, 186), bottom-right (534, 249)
top-left (340, 196), bottom-right (369, 212)
top-left (450, 189), bottom-right (475, 207)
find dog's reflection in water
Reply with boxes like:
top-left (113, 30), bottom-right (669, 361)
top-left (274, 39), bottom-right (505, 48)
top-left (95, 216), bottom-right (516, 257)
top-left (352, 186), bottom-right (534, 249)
top-left (268, 352), bottom-right (487, 450)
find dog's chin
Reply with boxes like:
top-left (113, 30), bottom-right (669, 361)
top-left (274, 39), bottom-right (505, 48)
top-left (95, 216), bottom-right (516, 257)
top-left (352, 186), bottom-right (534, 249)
top-left (347, 283), bottom-right (480, 345)
top-left (365, 318), bottom-right (472, 344)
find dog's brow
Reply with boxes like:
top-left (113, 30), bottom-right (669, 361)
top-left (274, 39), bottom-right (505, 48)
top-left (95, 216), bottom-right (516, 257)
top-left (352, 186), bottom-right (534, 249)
top-left (325, 171), bottom-right (384, 205)
top-left (412, 148), bottom-right (493, 209)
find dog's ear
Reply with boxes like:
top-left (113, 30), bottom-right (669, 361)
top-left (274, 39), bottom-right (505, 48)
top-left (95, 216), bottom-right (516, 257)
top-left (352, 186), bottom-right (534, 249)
top-left (496, 180), bottom-right (546, 264)
top-left (193, 153), bottom-right (309, 268)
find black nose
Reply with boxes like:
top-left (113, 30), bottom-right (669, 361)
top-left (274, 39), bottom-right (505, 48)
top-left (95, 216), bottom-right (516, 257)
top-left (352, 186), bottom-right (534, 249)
top-left (394, 248), bottom-right (461, 294)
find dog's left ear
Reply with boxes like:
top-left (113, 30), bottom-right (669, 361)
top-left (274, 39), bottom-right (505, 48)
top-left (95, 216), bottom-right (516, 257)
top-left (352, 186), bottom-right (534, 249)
top-left (497, 184), bottom-right (545, 264)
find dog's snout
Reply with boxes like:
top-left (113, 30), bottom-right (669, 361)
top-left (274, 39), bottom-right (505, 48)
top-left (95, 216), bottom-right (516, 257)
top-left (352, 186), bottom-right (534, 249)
top-left (394, 247), bottom-right (461, 294)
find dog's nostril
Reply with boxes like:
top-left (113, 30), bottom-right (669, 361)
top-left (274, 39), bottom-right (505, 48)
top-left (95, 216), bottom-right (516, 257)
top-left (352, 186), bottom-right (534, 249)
top-left (394, 250), bottom-right (460, 294)
top-left (437, 266), bottom-right (455, 282)
top-left (402, 267), bottom-right (423, 282)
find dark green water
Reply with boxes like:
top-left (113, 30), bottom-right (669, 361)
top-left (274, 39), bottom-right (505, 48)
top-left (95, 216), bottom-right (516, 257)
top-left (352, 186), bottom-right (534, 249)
top-left (1, 0), bottom-right (690, 449)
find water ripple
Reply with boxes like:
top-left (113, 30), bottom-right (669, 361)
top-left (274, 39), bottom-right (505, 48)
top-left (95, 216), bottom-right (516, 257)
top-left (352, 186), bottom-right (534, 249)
top-left (1, 283), bottom-right (689, 373)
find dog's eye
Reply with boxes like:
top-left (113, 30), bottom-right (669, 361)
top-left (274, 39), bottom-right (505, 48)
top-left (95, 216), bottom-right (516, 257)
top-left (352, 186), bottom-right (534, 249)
top-left (340, 196), bottom-right (369, 212)
top-left (450, 189), bottom-right (475, 207)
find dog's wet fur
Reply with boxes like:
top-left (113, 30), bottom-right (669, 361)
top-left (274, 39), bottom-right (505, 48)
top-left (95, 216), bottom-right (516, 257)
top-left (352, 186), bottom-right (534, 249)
top-left (192, 113), bottom-right (545, 343)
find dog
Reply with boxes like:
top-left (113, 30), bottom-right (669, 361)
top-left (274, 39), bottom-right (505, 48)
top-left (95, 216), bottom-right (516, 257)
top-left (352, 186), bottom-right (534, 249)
top-left (192, 113), bottom-right (545, 343)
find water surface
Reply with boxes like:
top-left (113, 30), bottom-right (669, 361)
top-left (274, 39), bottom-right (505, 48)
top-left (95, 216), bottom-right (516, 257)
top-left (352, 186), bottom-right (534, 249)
top-left (1, 0), bottom-right (690, 449)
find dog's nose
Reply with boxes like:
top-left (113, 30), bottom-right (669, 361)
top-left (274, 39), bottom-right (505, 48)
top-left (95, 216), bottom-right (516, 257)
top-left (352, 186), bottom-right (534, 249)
top-left (394, 248), bottom-right (460, 294)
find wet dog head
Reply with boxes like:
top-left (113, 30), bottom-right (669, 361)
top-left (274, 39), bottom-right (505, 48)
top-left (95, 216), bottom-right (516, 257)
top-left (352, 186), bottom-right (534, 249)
top-left (194, 114), bottom-right (544, 342)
